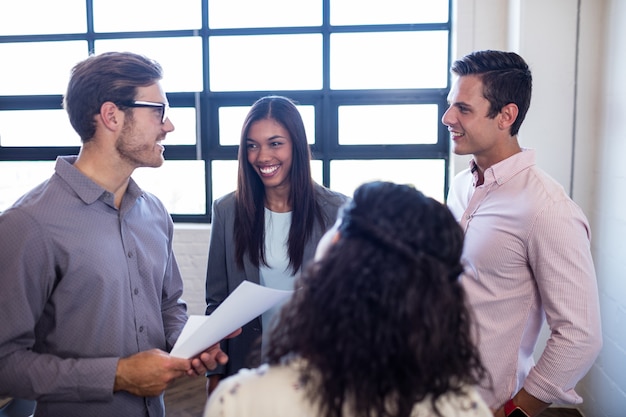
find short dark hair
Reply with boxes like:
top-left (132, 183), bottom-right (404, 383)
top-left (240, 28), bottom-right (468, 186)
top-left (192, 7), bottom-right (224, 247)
top-left (266, 181), bottom-right (487, 417)
top-left (63, 51), bottom-right (163, 142)
top-left (451, 50), bottom-right (532, 136)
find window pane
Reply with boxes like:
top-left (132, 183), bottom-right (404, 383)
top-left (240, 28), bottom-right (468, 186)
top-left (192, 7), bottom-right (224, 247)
top-left (338, 104), bottom-right (438, 145)
top-left (167, 107), bottom-right (197, 145)
top-left (0, 0), bottom-right (86, 35)
top-left (331, 31), bottom-right (448, 89)
top-left (331, 0), bottom-right (449, 25)
top-left (210, 35), bottom-right (322, 91)
top-left (209, 0), bottom-right (320, 28)
top-left (218, 107), bottom-right (249, 146)
top-left (211, 160), bottom-right (322, 203)
top-left (0, 109), bottom-right (193, 147)
top-left (310, 160), bottom-right (322, 185)
top-left (0, 110), bottom-right (79, 147)
top-left (93, 0), bottom-right (201, 32)
top-left (299, 106), bottom-right (316, 144)
top-left (133, 161), bottom-right (206, 215)
top-left (330, 159), bottom-right (445, 201)
top-left (0, 161), bottom-right (56, 212)
top-left (211, 160), bottom-right (239, 201)
top-left (218, 105), bottom-right (316, 146)
top-left (95, 37), bottom-right (203, 92)
top-left (0, 41), bottom-right (87, 95)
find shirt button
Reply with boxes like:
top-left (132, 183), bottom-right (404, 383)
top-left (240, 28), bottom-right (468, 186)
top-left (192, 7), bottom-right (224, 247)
top-left (139, 326), bottom-right (144, 332)
top-left (127, 251), bottom-right (133, 258)
top-left (134, 288), bottom-right (139, 295)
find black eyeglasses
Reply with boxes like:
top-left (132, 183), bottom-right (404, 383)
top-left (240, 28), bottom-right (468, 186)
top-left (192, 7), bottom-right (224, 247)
top-left (119, 100), bottom-right (170, 124)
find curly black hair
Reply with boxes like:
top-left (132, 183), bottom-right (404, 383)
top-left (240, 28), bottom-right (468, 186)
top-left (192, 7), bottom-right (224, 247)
top-left (265, 181), bottom-right (487, 417)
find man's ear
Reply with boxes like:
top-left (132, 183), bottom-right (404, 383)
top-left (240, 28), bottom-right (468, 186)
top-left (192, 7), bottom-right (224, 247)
top-left (99, 101), bottom-right (122, 131)
top-left (498, 103), bottom-right (519, 131)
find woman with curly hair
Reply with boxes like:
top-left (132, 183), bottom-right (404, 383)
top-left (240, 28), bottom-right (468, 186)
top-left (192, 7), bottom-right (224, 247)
top-left (204, 181), bottom-right (491, 417)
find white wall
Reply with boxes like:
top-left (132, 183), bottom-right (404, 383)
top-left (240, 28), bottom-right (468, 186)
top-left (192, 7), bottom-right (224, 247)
top-left (451, 0), bottom-right (624, 415)
top-left (453, 0), bottom-right (581, 193)
top-left (580, 0), bottom-right (626, 415)
top-left (173, 224), bottom-right (211, 316)
top-left (173, 0), bottom-right (626, 413)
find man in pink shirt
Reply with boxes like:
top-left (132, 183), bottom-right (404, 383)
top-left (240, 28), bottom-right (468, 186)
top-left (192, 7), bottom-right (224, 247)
top-left (443, 50), bottom-right (602, 417)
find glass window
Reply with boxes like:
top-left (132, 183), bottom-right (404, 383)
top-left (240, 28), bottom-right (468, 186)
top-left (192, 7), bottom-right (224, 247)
top-left (330, 31), bottom-right (449, 89)
top-left (0, 161), bottom-right (56, 212)
top-left (95, 37), bottom-right (204, 92)
top-left (218, 107), bottom-right (250, 146)
top-left (209, 0), bottom-right (321, 28)
top-left (167, 108), bottom-right (197, 145)
top-left (93, 0), bottom-right (201, 32)
top-left (211, 160), bottom-right (239, 201)
top-left (209, 34), bottom-right (323, 91)
top-left (330, 159), bottom-right (445, 201)
top-left (330, 0), bottom-right (449, 25)
top-left (211, 159), bottom-right (323, 204)
top-left (338, 104), bottom-right (438, 145)
top-left (133, 161), bottom-right (206, 215)
top-left (0, 41), bottom-right (87, 95)
top-left (218, 105), bottom-right (315, 146)
top-left (0, 0), bottom-right (86, 35)
top-left (0, 0), bottom-right (451, 222)
top-left (310, 160), bottom-right (323, 185)
top-left (0, 107), bottom-right (193, 148)
top-left (0, 110), bottom-right (78, 147)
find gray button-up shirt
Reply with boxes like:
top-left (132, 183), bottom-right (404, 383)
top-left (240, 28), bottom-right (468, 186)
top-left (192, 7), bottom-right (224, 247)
top-left (0, 156), bottom-right (187, 417)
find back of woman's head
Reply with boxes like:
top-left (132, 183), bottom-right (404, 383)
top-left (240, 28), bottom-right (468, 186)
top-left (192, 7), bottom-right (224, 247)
top-left (338, 180), bottom-right (464, 277)
top-left (267, 181), bottom-right (485, 417)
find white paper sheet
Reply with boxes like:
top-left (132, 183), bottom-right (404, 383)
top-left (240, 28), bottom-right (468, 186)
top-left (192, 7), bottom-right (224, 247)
top-left (170, 280), bottom-right (293, 359)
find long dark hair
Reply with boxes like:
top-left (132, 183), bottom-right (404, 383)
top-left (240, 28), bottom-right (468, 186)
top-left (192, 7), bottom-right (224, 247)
top-left (266, 181), bottom-right (487, 417)
top-left (234, 95), bottom-right (325, 272)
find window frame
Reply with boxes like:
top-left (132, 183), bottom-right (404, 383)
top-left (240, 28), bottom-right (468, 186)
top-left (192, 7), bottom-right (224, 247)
top-left (0, 0), bottom-right (452, 223)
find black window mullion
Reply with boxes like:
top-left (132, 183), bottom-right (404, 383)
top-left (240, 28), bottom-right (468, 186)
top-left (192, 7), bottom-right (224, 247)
top-left (0, 0), bottom-right (452, 220)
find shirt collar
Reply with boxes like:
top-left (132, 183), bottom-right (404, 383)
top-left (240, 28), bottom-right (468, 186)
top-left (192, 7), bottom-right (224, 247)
top-left (54, 155), bottom-right (144, 208)
top-left (470, 148), bottom-right (536, 187)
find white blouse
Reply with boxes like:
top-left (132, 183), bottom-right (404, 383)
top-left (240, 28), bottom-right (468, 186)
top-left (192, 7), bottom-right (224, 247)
top-left (204, 360), bottom-right (492, 417)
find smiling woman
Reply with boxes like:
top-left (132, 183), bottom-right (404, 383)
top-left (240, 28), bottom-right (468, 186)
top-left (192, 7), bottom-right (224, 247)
top-left (204, 96), bottom-right (349, 394)
top-left (245, 118), bottom-right (294, 195)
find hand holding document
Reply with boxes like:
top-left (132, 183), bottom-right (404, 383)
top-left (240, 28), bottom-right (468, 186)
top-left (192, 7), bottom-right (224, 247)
top-left (170, 281), bottom-right (293, 359)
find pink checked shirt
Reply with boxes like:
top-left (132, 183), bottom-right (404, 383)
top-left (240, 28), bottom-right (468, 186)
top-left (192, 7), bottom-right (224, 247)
top-left (446, 149), bottom-right (602, 409)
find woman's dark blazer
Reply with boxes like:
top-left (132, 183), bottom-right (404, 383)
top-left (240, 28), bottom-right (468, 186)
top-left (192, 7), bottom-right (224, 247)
top-left (204, 183), bottom-right (348, 376)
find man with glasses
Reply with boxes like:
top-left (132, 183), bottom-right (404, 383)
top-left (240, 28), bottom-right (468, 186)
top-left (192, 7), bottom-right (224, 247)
top-left (119, 100), bottom-right (171, 124)
top-left (0, 51), bottom-right (238, 417)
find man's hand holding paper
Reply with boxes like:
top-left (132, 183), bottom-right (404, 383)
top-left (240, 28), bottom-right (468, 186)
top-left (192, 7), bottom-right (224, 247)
top-left (187, 328), bottom-right (243, 376)
top-left (171, 281), bottom-right (293, 360)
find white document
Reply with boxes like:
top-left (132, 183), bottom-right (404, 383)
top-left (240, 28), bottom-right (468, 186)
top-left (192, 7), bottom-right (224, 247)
top-left (170, 280), bottom-right (293, 359)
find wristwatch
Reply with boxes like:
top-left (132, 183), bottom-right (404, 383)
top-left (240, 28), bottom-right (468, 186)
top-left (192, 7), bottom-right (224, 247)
top-left (504, 399), bottom-right (531, 417)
